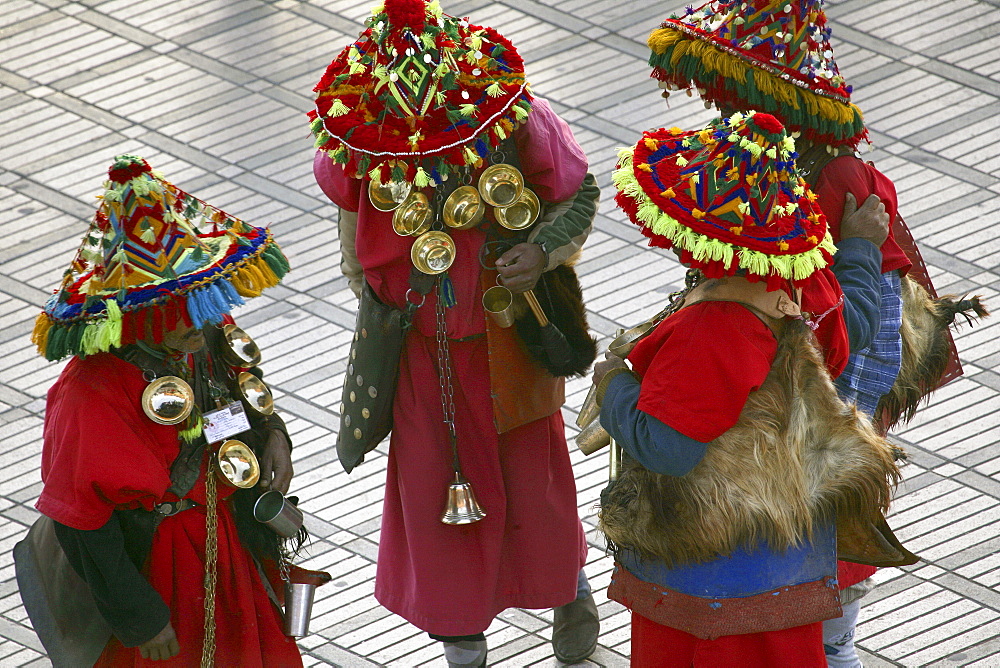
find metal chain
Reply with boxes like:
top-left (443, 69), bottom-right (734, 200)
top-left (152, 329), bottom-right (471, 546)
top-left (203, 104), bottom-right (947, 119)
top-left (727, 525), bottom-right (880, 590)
top-left (434, 284), bottom-right (458, 443)
top-left (278, 546), bottom-right (292, 583)
top-left (200, 465), bottom-right (218, 668)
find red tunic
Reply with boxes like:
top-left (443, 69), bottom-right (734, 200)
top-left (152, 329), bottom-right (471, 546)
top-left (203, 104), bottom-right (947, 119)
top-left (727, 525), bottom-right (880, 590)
top-left (37, 354), bottom-right (301, 667)
top-left (314, 98), bottom-right (590, 635)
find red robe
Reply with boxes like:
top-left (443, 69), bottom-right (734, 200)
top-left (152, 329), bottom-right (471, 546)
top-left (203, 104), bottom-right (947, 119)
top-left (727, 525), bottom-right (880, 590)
top-left (37, 353), bottom-right (301, 667)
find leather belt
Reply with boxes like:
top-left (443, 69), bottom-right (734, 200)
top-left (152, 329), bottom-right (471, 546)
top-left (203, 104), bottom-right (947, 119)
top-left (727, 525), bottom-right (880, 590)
top-left (155, 499), bottom-right (197, 517)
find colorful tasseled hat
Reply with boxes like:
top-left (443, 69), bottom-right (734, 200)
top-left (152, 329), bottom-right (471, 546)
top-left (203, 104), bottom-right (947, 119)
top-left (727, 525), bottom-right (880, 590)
top-left (32, 155), bottom-right (290, 361)
top-left (308, 0), bottom-right (532, 188)
top-left (648, 0), bottom-right (866, 148)
top-left (613, 111), bottom-right (836, 289)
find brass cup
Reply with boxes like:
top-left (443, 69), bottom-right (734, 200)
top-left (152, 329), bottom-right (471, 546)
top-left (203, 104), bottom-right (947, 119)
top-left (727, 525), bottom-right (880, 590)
top-left (216, 439), bottom-right (260, 488)
top-left (392, 191), bottom-right (432, 236)
top-left (368, 178), bottom-right (412, 212)
top-left (221, 323), bottom-right (261, 367)
top-left (141, 376), bottom-right (194, 425)
top-left (482, 284), bottom-right (516, 328)
top-left (237, 371), bottom-right (274, 416)
top-left (478, 164), bottom-right (524, 207)
top-left (494, 188), bottom-right (540, 230)
top-left (410, 231), bottom-right (456, 275)
top-left (443, 185), bottom-right (484, 230)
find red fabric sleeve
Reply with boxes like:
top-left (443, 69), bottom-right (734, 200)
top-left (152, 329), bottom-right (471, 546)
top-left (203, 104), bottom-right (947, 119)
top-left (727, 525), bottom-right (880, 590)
top-left (514, 97), bottom-right (589, 202)
top-left (36, 355), bottom-right (179, 530)
top-left (626, 302), bottom-right (778, 443)
top-left (313, 150), bottom-right (362, 212)
top-left (815, 156), bottom-right (911, 275)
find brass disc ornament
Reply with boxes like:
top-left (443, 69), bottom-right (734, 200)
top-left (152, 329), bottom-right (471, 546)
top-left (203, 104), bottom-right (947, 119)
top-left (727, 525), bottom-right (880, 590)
top-left (215, 439), bottom-right (260, 488)
top-left (142, 376), bottom-right (195, 425)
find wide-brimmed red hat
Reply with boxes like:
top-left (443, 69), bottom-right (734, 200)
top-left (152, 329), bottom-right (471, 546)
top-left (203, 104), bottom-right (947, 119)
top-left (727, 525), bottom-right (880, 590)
top-left (309, 0), bottom-right (532, 188)
top-left (613, 111), bottom-right (835, 289)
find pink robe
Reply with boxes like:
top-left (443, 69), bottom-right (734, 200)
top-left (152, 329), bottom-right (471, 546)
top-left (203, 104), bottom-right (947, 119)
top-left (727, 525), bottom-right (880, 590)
top-left (315, 98), bottom-right (590, 635)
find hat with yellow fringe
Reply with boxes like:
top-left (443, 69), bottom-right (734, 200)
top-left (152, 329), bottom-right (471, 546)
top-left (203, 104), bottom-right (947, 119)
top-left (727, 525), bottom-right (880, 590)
top-left (308, 0), bottom-right (532, 188)
top-left (613, 111), bottom-right (835, 289)
top-left (32, 155), bottom-right (290, 361)
top-left (648, 0), bottom-right (866, 148)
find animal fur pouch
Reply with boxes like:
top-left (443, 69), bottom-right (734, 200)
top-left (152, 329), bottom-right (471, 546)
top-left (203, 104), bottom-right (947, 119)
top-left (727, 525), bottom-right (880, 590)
top-left (600, 315), bottom-right (916, 568)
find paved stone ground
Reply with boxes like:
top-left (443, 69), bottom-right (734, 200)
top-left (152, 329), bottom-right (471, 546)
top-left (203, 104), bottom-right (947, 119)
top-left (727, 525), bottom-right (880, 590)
top-left (1, 0), bottom-right (999, 666)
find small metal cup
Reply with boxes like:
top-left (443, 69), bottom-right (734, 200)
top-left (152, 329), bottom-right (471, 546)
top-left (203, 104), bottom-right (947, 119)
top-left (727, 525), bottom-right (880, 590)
top-left (221, 324), bottom-right (262, 367)
top-left (391, 191), bottom-right (432, 236)
top-left (283, 581), bottom-right (317, 637)
top-left (237, 371), bottom-right (274, 416)
top-left (253, 490), bottom-right (304, 538)
top-left (478, 163), bottom-right (524, 207)
top-left (443, 185), bottom-right (484, 230)
top-left (483, 284), bottom-right (516, 328)
top-left (494, 188), bottom-right (540, 230)
top-left (215, 440), bottom-right (260, 488)
top-left (368, 178), bottom-right (412, 212)
top-left (410, 231), bottom-right (456, 274)
top-left (142, 376), bottom-right (194, 425)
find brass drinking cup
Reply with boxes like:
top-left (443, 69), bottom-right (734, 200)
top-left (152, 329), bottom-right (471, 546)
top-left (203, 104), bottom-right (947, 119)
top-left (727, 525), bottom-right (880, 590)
top-left (410, 231), bottom-right (456, 274)
top-left (482, 284), bottom-right (516, 328)
top-left (368, 178), bottom-right (412, 212)
top-left (215, 439), bottom-right (260, 488)
top-left (478, 163), bottom-right (524, 207)
top-left (141, 376), bottom-right (194, 425)
top-left (221, 323), bottom-right (261, 367)
top-left (576, 418), bottom-right (612, 455)
top-left (392, 191), bottom-right (432, 236)
top-left (494, 188), bottom-right (540, 230)
top-left (237, 371), bottom-right (274, 416)
top-left (443, 185), bottom-right (484, 230)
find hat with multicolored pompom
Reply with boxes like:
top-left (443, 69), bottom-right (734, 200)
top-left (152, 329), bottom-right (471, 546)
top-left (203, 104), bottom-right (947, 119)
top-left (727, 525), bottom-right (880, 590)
top-left (648, 0), bottom-right (866, 148)
top-left (613, 111), bottom-right (836, 289)
top-left (308, 0), bottom-right (532, 188)
top-left (31, 155), bottom-right (290, 361)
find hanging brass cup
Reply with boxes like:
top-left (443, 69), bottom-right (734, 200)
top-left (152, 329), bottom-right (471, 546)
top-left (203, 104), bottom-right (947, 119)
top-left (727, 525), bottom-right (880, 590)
top-left (392, 192), bottom-right (432, 236)
top-left (443, 185), bottom-right (484, 230)
top-left (221, 324), bottom-right (261, 367)
top-left (411, 231), bottom-right (456, 275)
top-left (478, 164), bottom-right (524, 207)
top-left (237, 371), bottom-right (274, 416)
top-left (482, 284), bottom-right (516, 328)
top-left (142, 376), bottom-right (194, 425)
top-left (368, 178), bottom-right (412, 212)
top-left (215, 439), bottom-right (260, 488)
top-left (495, 188), bottom-right (540, 230)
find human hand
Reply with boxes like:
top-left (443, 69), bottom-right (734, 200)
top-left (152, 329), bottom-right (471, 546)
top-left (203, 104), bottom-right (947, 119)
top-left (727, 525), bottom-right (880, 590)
top-left (591, 351), bottom-right (628, 389)
top-left (496, 242), bottom-right (546, 293)
top-left (258, 428), bottom-right (293, 494)
top-left (840, 193), bottom-right (889, 247)
top-left (139, 622), bottom-right (179, 661)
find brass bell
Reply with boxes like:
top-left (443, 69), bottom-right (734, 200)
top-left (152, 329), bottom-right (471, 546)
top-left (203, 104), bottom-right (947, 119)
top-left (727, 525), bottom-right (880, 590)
top-left (494, 188), bottom-right (540, 230)
top-left (369, 178), bottom-right (412, 212)
top-left (443, 185), bottom-right (484, 230)
top-left (237, 371), bottom-right (274, 416)
top-left (142, 376), bottom-right (194, 425)
top-left (221, 324), bottom-right (262, 367)
top-left (441, 472), bottom-right (487, 525)
top-left (215, 439), bottom-right (261, 488)
top-left (392, 191), bottom-right (432, 236)
top-left (411, 231), bottom-right (456, 275)
top-left (478, 163), bottom-right (524, 207)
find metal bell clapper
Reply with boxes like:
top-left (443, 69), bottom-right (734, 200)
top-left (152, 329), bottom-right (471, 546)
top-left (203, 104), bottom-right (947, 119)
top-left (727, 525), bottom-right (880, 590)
top-left (441, 472), bottom-right (487, 525)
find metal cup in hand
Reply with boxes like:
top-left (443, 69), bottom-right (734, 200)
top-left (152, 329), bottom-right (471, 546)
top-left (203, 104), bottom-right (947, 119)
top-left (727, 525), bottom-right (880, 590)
top-left (483, 283), bottom-right (516, 328)
top-left (253, 490), bottom-right (304, 538)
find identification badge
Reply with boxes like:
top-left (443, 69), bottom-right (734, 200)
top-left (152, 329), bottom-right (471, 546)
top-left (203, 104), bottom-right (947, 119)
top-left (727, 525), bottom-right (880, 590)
top-left (202, 402), bottom-right (251, 443)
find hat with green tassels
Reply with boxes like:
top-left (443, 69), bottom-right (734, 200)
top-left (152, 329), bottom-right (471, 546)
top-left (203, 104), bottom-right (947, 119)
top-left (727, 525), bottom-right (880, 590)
top-left (32, 155), bottom-right (290, 361)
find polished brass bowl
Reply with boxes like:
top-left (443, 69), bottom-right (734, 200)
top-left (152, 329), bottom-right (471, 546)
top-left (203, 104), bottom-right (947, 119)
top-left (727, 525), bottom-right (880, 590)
top-left (410, 231), bottom-right (456, 275)
top-left (494, 188), bottom-right (540, 230)
top-left (237, 371), bottom-right (274, 416)
top-left (221, 323), bottom-right (261, 367)
top-left (216, 439), bottom-right (260, 488)
top-left (141, 376), bottom-right (194, 425)
top-left (368, 178), bottom-right (412, 212)
top-left (478, 163), bottom-right (524, 207)
top-left (443, 185), bottom-right (484, 230)
top-left (392, 191), bottom-right (432, 236)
